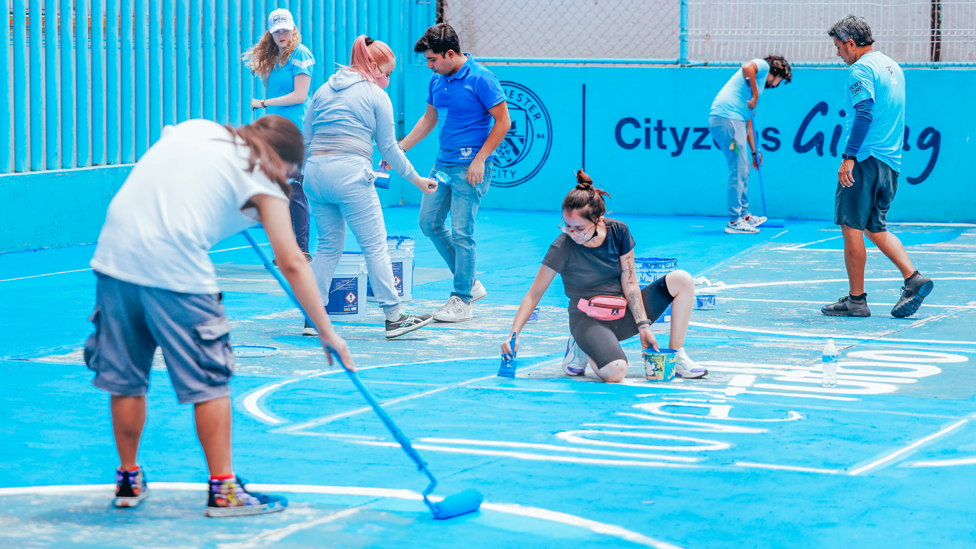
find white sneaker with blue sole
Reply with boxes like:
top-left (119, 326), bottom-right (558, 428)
top-left (562, 336), bottom-right (588, 376)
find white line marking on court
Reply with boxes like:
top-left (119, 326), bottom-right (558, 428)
top-left (887, 222), bottom-right (976, 227)
top-left (770, 230), bottom-right (789, 239)
top-left (735, 462), bottom-right (842, 474)
top-left (0, 268), bottom-right (93, 282)
top-left (218, 508), bottom-right (361, 548)
top-left (419, 438), bottom-right (701, 462)
top-left (848, 418), bottom-right (971, 476)
top-left (0, 483), bottom-right (679, 549)
top-left (350, 440), bottom-right (702, 468)
top-left (910, 456), bottom-right (976, 467)
top-left (466, 386), bottom-right (616, 395)
top-left (712, 276), bottom-right (976, 291)
top-left (240, 379), bottom-right (301, 424)
top-left (718, 297), bottom-right (976, 310)
top-left (689, 321), bottom-right (976, 346)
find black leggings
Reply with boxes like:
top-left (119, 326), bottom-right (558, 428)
top-left (568, 276), bottom-right (675, 369)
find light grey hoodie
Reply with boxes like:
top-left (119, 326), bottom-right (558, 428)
top-left (303, 69), bottom-right (419, 183)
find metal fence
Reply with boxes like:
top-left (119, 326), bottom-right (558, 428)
top-left (0, 0), bottom-right (436, 174)
top-left (441, 0), bottom-right (976, 66)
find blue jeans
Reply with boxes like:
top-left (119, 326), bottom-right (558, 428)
top-left (708, 116), bottom-right (751, 222)
top-left (290, 175), bottom-right (310, 253)
top-left (418, 163), bottom-right (492, 303)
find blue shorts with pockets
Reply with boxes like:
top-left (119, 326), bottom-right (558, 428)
top-left (84, 273), bottom-right (235, 404)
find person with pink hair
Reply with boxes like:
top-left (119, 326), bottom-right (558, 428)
top-left (301, 36), bottom-right (438, 339)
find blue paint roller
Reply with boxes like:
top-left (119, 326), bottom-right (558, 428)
top-left (242, 229), bottom-right (483, 520)
top-left (751, 116), bottom-right (786, 229)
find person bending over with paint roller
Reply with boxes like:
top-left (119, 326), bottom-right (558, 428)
top-left (501, 170), bottom-right (708, 382)
top-left (84, 116), bottom-right (353, 517)
top-left (301, 35), bottom-right (438, 339)
top-left (708, 55), bottom-right (791, 235)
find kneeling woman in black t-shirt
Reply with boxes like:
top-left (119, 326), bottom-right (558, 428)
top-left (501, 170), bottom-right (708, 382)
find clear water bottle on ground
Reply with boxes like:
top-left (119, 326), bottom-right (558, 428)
top-left (822, 339), bottom-right (838, 387)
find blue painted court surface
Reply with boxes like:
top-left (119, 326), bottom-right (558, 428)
top-left (2, 208), bottom-right (975, 548)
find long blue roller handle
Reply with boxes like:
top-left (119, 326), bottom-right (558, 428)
top-left (750, 115), bottom-right (769, 218)
top-left (241, 229), bottom-right (478, 519)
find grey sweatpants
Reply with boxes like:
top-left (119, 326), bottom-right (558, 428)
top-left (708, 115), bottom-right (751, 222)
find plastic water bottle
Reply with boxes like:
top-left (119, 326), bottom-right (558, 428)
top-left (822, 339), bottom-right (838, 388)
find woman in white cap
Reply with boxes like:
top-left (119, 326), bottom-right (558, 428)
top-left (243, 8), bottom-right (315, 260)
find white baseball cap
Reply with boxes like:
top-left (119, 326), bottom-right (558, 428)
top-left (268, 8), bottom-right (295, 33)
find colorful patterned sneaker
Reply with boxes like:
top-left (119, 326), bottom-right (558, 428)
top-left (822, 295), bottom-right (871, 317)
top-left (744, 215), bottom-right (767, 228)
top-left (114, 467), bottom-right (149, 508)
top-left (674, 349), bottom-right (708, 379)
top-left (386, 312), bottom-right (434, 339)
top-left (470, 280), bottom-right (488, 303)
top-left (207, 476), bottom-right (287, 518)
top-left (891, 272), bottom-right (934, 318)
top-left (725, 218), bottom-right (759, 234)
top-left (562, 336), bottom-right (588, 376)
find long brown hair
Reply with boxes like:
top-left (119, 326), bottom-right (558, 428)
top-left (223, 115), bottom-right (303, 196)
top-left (243, 29), bottom-right (304, 80)
top-left (562, 169), bottom-right (611, 223)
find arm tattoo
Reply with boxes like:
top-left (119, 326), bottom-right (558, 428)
top-left (621, 264), bottom-right (647, 322)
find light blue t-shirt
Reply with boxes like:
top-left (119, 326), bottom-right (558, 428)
top-left (843, 51), bottom-right (905, 173)
top-left (264, 44), bottom-right (315, 131)
top-left (426, 54), bottom-right (507, 166)
top-left (709, 58), bottom-right (770, 121)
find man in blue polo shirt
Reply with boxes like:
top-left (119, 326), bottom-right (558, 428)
top-left (400, 24), bottom-right (511, 322)
top-left (822, 15), bottom-right (934, 319)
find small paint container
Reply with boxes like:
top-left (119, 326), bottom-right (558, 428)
top-left (643, 348), bottom-right (676, 382)
top-left (695, 294), bottom-right (716, 310)
top-left (526, 307), bottom-right (540, 323)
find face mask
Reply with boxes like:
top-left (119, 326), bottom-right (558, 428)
top-left (376, 73), bottom-right (390, 89)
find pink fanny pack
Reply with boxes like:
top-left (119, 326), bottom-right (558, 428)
top-left (577, 295), bottom-right (628, 321)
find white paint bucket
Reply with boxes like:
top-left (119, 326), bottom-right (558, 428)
top-left (634, 257), bottom-right (676, 330)
top-left (366, 236), bottom-right (415, 303)
top-left (326, 252), bottom-right (368, 322)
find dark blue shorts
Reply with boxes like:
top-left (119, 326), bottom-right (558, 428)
top-left (84, 273), bottom-right (235, 404)
top-left (835, 156), bottom-right (899, 233)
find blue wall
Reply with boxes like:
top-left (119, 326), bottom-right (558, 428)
top-left (400, 65), bottom-right (975, 222)
top-left (0, 166), bottom-right (133, 253)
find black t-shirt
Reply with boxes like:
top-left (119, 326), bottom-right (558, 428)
top-left (542, 218), bottom-right (636, 311)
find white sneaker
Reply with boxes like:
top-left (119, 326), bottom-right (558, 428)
top-left (725, 218), bottom-right (759, 234)
top-left (744, 215), bottom-right (767, 228)
top-left (562, 336), bottom-right (588, 376)
top-left (302, 320), bottom-right (318, 336)
top-left (470, 280), bottom-right (487, 303)
top-left (432, 296), bottom-right (473, 322)
top-left (674, 348), bottom-right (708, 379)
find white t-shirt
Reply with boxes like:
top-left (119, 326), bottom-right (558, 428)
top-left (91, 119), bottom-right (289, 294)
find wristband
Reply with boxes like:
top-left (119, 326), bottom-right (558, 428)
top-left (842, 153), bottom-right (856, 161)
top-left (636, 319), bottom-right (653, 329)
top-left (261, 99), bottom-right (266, 108)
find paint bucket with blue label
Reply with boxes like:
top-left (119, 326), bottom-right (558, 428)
top-left (327, 252), bottom-right (368, 322)
top-left (635, 257), bottom-right (677, 330)
top-left (643, 348), bottom-right (676, 382)
top-left (695, 294), bottom-right (716, 310)
top-left (367, 236), bottom-right (415, 302)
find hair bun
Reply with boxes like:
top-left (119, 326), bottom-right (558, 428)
top-left (575, 168), bottom-right (593, 187)
top-left (364, 36), bottom-right (374, 46)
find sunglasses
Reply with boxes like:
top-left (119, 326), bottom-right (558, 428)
top-left (559, 217), bottom-right (598, 242)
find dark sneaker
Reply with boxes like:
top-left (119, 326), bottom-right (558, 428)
top-left (386, 313), bottom-right (433, 339)
top-left (891, 273), bottom-right (934, 318)
top-left (114, 467), bottom-right (149, 508)
top-left (302, 319), bottom-right (318, 336)
top-left (822, 296), bottom-right (871, 317)
top-left (207, 476), bottom-right (287, 518)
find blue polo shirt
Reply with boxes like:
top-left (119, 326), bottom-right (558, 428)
top-left (264, 44), bottom-right (314, 131)
top-left (427, 54), bottom-right (507, 166)
top-left (843, 51), bottom-right (905, 173)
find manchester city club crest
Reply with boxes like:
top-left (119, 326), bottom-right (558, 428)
top-left (492, 82), bottom-right (552, 188)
